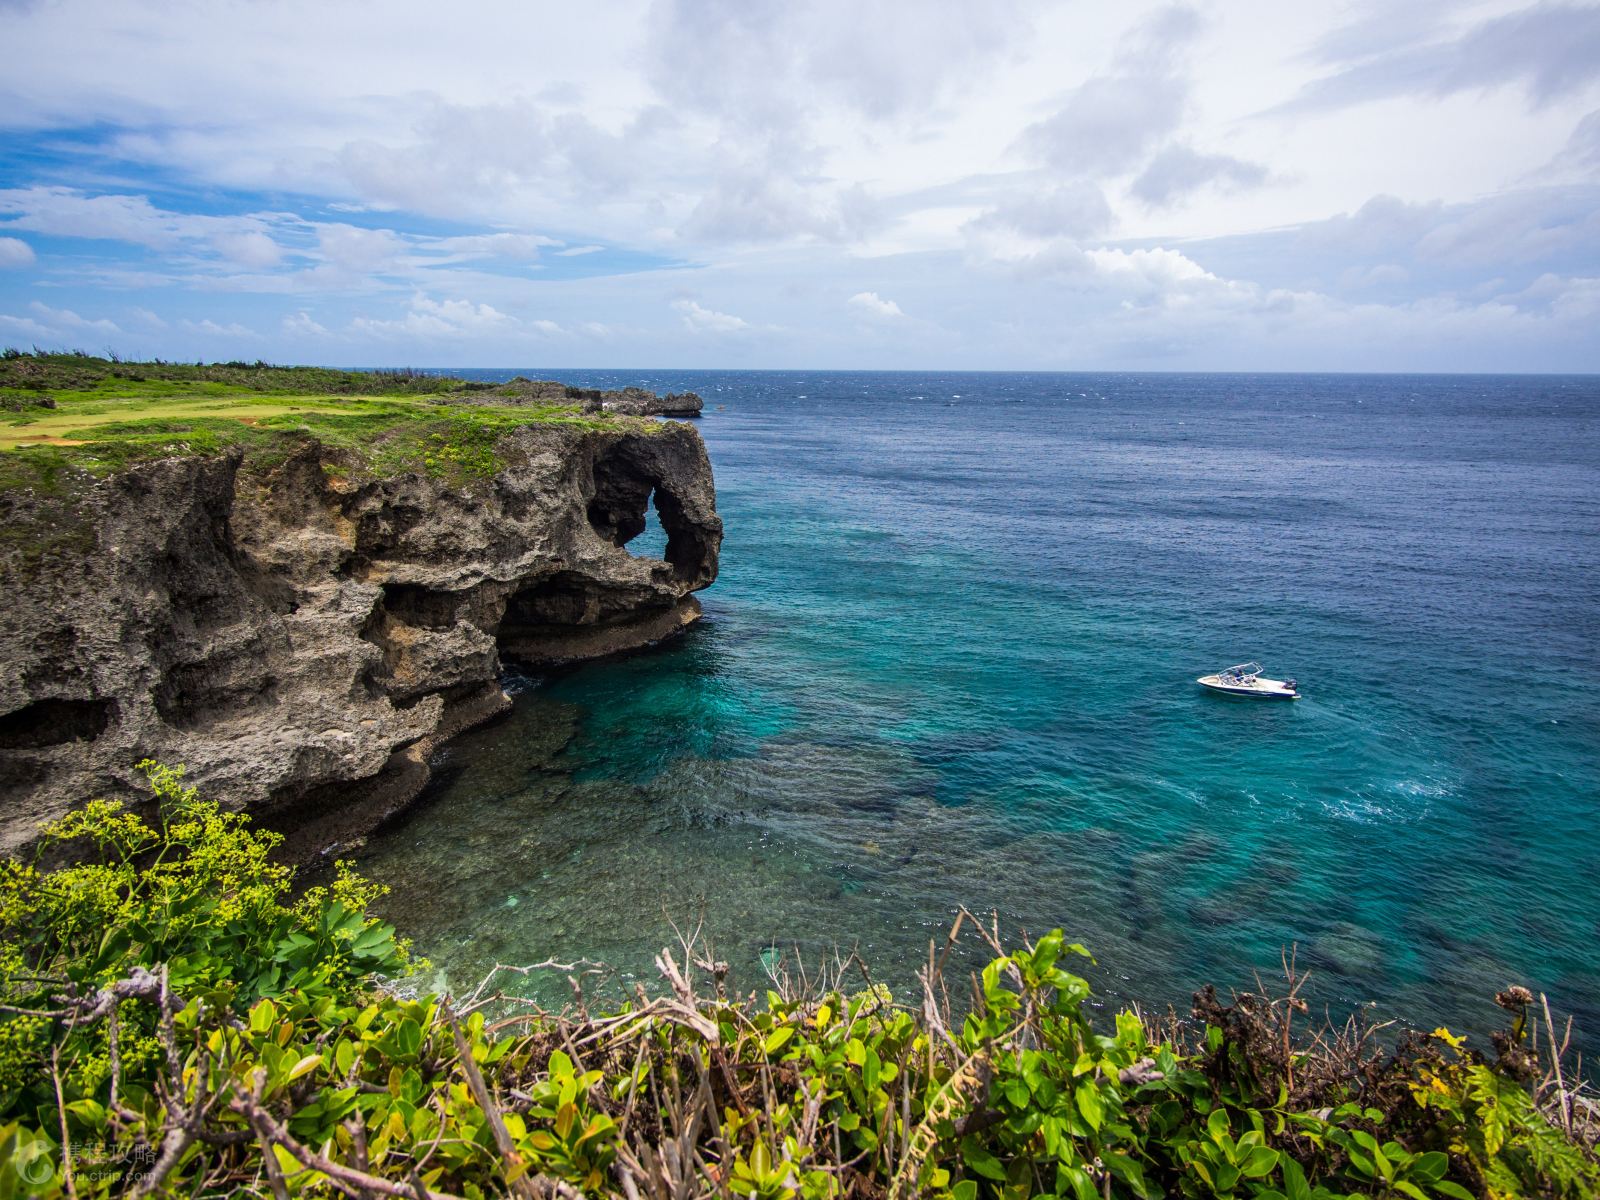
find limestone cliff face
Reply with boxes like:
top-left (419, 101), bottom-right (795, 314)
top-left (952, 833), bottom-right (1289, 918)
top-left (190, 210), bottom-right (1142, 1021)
top-left (0, 421), bottom-right (720, 856)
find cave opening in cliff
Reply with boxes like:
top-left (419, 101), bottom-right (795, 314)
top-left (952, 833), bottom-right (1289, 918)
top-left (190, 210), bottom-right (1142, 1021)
top-left (586, 439), bottom-right (713, 583)
top-left (628, 490), bottom-right (671, 560)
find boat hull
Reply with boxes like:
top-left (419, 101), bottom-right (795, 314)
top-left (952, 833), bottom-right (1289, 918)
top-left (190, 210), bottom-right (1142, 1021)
top-left (1197, 675), bottom-right (1300, 700)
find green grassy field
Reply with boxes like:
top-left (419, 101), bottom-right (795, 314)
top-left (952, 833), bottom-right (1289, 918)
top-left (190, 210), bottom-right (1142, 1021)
top-left (0, 352), bottom-right (645, 490)
top-left (1, 394), bottom-right (369, 447)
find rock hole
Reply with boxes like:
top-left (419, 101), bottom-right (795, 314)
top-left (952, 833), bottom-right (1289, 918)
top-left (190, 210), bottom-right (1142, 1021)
top-left (585, 438), bottom-right (715, 584)
top-left (629, 490), bottom-right (671, 560)
top-left (378, 583), bottom-right (462, 631)
top-left (0, 697), bottom-right (113, 749)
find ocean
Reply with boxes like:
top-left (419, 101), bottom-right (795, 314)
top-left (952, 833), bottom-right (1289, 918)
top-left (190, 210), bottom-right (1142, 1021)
top-left (351, 370), bottom-right (1600, 1052)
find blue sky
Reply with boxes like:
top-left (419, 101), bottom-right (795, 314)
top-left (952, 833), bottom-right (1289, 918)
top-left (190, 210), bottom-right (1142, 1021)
top-left (2, 0), bottom-right (1598, 371)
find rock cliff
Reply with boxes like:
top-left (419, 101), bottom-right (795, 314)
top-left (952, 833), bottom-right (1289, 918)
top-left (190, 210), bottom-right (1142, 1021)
top-left (0, 420), bottom-right (720, 857)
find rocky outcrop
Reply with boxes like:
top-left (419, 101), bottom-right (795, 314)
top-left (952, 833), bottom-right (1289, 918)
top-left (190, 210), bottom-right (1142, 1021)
top-left (483, 380), bottom-right (702, 418)
top-left (0, 421), bottom-right (719, 857)
top-left (602, 389), bottom-right (703, 418)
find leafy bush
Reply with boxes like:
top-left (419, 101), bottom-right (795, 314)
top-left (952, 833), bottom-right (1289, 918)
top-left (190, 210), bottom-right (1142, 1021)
top-left (0, 768), bottom-right (1594, 1198)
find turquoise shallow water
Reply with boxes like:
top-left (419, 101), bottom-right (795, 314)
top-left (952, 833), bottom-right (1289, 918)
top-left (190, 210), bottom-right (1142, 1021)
top-left (354, 371), bottom-right (1600, 1051)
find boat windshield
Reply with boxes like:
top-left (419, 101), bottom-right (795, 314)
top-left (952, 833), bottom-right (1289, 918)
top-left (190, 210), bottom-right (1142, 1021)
top-left (1220, 662), bottom-right (1263, 681)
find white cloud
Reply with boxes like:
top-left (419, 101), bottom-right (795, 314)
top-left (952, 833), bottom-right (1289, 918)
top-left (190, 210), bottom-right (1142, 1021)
top-left (645, 0), bottom-right (1041, 124)
top-left (1022, 74), bottom-right (1189, 176)
top-left (211, 230), bottom-right (283, 268)
top-left (848, 291), bottom-right (906, 320)
top-left (180, 317), bottom-right (256, 337)
top-left (0, 313), bottom-right (53, 340)
top-left (317, 223), bottom-right (402, 273)
top-left (350, 293), bottom-right (515, 340)
top-left (1130, 145), bottom-right (1268, 207)
top-left (0, 237), bottom-right (36, 268)
top-left (428, 232), bottom-right (558, 261)
top-left (970, 182), bottom-right (1115, 241)
top-left (0, 187), bottom-right (188, 248)
top-left (282, 310), bottom-right (330, 337)
top-left (1018, 5), bottom-right (1201, 175)
top-left (672, 298), bottom-right (748, 333)
top-left (1086, 246), bottom-right (1217, 289)
top-left (0, 1), bottom-right (1597, 369)
top-left (1288, 3), bottom-right (1600, 113)
top-left (1549, 108), bottom-right (1600, 176)
top-left (965, 226), bottom-right (1095, 281)
top-left (0, 300), bottom-right (121, 343)
top-left (1338, 262), bottom-right (1411, 290)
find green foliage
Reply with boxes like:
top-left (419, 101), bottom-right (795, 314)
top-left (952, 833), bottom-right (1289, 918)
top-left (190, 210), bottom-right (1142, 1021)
top-left (0, 350), bottom-right (469, 398)
top-left (0, 771), bottom-right (1594, 1198)
top-left (0, 763), bottom-right (409, 1114)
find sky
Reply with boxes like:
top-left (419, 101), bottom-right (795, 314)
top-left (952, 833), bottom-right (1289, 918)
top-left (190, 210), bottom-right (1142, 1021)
top-left (1, 0), bottom-right (1598, 372)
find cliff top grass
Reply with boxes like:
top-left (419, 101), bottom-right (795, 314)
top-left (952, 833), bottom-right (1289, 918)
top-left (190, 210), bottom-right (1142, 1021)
top-left (0, 350), bottom-right (659, 492)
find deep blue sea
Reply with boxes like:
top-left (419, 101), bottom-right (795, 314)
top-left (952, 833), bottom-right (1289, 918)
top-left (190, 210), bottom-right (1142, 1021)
top-left (353, 371), bottom-right (1600, 1052)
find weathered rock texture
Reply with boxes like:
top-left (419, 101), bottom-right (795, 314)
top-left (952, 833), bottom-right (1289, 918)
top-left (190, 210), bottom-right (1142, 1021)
top-left (0, 421), bottom-right (719, 857)
top-left (480, 380), bottom-right (702, 418)
top-left (602, 389), bottom-right (703, 418)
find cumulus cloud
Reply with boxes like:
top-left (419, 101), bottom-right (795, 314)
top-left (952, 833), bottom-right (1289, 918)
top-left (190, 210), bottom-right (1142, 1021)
top-left (0, 187), bottom-right (302, 277)
top-left (672, 298), bottom-right (748, 333)
top-left (1306, 193), bottom-right (1443, 257)
top-left (211, 230), bottom-right (283, 269)
top-left (1087, 245), bottom-right (1215, 287)
top-left (2, 2), bottom-right (1598, 369)
top-left (351, 294), bottom-right (515, 339)
top-left (0, 237), bottom-right (35, 268)
top-left (681, 174), bottom-right (881, 245)
top-left (334, 98), bottom-right (695, 244)
top-left (282, 310), bottom-right (330, 337)
top-left (645, 0), bottom-right (1040, 125)
top-left (0, 184), bottom-right (585, 298)
top-left (316, 224), bottom-right (403, 273)
top-left (965, 227), bottom-right (1095, 281)
top-left (0, 187), bottom-right (189, 248)
top-left (639, 0), bottom-right (1041, 247)
top-left (1130, 145), bottom-right (1268, 207)
top-left (0, 188), bottom-right (299, 277)
top-left (0, 300), bottom-right (122, 342)
top-left (1021, 77), bottom-right (1187, 177)
top-left (1304, 188), bottom-right (1600, 270)
top-left (964, 222), bottom-right (1229, 303)
top-left (1019, 5), bottom-right (1201, 175)
top-left (848, 291), bottom-right (905, 320)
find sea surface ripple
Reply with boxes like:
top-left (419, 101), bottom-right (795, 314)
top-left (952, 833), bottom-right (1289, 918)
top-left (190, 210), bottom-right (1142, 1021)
top-left (353, 371), bottom-right (1600, 1051)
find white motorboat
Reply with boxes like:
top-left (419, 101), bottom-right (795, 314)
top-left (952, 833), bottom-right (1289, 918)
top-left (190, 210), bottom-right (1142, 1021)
top-left (1197, 662), bottom-right (1300, 700)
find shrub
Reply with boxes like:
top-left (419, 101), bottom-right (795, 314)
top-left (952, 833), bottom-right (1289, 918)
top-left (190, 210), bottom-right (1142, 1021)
top-left (0, 769), bottom-right (1594, 1198)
